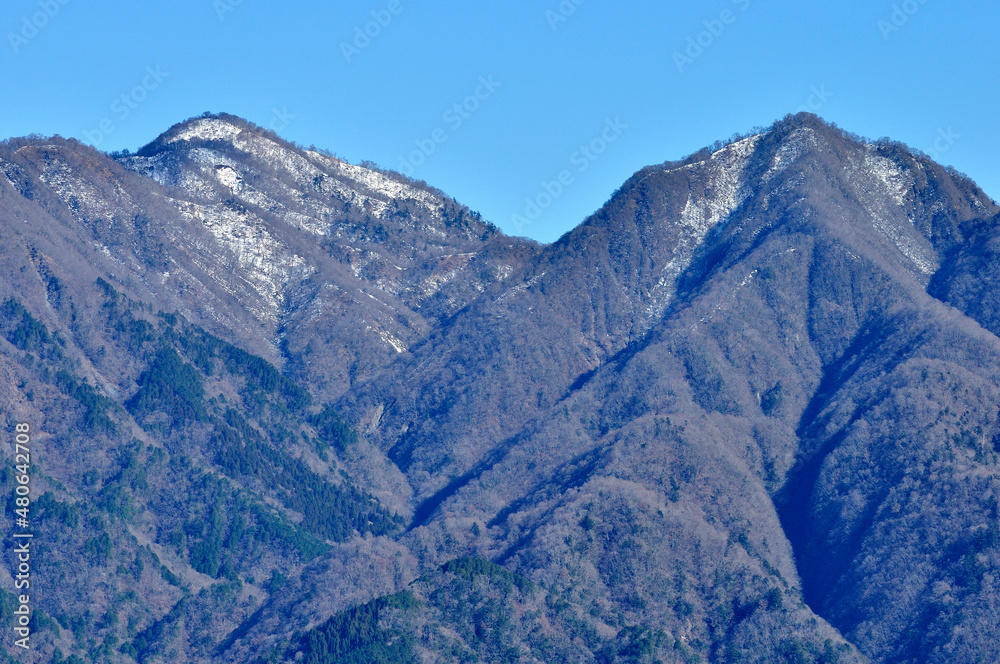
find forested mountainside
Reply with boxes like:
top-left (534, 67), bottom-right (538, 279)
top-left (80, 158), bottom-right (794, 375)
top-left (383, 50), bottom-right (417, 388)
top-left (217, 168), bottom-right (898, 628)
top-left (2, 112), bottom-right (999, 664)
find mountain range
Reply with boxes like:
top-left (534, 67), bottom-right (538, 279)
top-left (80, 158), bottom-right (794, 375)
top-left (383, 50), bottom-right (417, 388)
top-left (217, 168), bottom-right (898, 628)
top-left (1, 111), bottom-right (999, 664)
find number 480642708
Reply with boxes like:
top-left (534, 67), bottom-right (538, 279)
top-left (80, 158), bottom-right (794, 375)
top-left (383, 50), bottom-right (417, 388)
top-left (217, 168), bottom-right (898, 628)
top-left (14, 423), bottom-right (31, 520)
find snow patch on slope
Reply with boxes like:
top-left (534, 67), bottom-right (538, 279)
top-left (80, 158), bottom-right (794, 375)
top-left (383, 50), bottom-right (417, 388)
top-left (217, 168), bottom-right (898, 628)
top-left (853, 148), bottom-right (934, 275)
top-left (420, 252), bottom-right (477, 298)
top-left (284, 211), bottom-right (329, 236)
top-left (172, 199), bottom-right (311, 321)
top-left (166, 118), bottom-right (243, 144)
top-left (34, 154), bottom-right (131, 222)
top-left (324, 156), bottom-right (444, 214)
top-left (0, 158), bottom-right (19, 190)
top-left (864, 151), bottom-right (911, 208)
top-left (214, 165), bottom-right (241, 192)
top-left (645, 135), bottom-right (762, 321)
top-left (869, 211), bottom-right (936, 275)
top-left (129, 119), bottom-right (448, 225)
top-left (765, 127), bottom-right (818, 181)
top-left (495, 272), bottom-right (547, 306)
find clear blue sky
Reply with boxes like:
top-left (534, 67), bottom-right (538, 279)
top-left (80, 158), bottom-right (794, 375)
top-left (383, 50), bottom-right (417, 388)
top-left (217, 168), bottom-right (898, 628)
top-left (2, 0), bottom-right (997, 242)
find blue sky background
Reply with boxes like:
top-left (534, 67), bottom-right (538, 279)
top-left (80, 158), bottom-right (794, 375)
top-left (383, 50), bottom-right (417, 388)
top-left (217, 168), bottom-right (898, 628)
top-left (1, 0), bottom-right (997, 243)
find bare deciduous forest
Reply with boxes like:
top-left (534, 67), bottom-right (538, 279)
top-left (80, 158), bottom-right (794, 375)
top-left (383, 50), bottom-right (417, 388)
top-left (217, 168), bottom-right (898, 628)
top-left (1, 112), bottom-right (999, 663)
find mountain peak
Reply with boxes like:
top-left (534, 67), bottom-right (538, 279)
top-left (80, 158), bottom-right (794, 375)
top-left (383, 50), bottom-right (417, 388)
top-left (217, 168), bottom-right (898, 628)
top-left (5, 113), bottom-right (1000, 664)
top-left (162, 114), bottom-right (244, 144)
top-left (137, 112), bottom-right (276, 157)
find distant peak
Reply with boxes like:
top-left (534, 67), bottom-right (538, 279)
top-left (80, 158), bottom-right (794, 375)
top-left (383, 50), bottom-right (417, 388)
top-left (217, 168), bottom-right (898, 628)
top-left (783, 111), bottom-right (827, 127)
top-left (137, 113), bottom-right (266, 156)
top-left (164, 115), bottom-right (243, 144)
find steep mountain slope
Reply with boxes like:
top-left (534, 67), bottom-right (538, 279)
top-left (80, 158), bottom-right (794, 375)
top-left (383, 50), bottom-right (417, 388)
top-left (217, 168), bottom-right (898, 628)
top-left (930, 210), bottom-right (1000, 335)
top-left (0, 116), bottom-right (530, 663)
top-left (1, 114), bottom-right (536, 399)
top-left (2, 112), bottom-right (1000, 664)
top-left (339, 132), bottom-right (784, 500)
top-left (340, 115), bottom-right (994, 503)
top-left (328, 114), bottom-right (1000, 663)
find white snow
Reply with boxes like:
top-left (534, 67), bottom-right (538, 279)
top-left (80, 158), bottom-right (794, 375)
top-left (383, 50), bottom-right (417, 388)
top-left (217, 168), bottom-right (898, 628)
top-left (420, 253), bottom-right (477, 297)
top-left (645, 135), bottom-right (762, 320)
top-left (495, 271), bottom-right (547, 306)
top-left (853, 147), bottom-right (933, 275)
top-left (172, 198), bottom-right (312, 321)
top-left (214, 165), bottom-right (241, 191)
top-left (166, 118), bottom-right (243, 144)
top-left (764, 127), bottom-right (817, 181)
top-left (864, 151), bottom-right (911, 208)
top-left (34, 153), bottom-right (132, 222)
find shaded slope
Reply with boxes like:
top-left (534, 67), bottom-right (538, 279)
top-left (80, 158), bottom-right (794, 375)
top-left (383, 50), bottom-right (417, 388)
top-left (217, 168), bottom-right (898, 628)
top-left (0, 280), bottom-right (406, 663)
top-left (929, 211), bottom-right (1000, 335)
top-left (340, 127), bottom-right (779, 501)
top-left (4, 112), bottom-right (1000, 664)
top-left (1, 114), bottom-right (538, 402)
top-left (342, 113), bottom-right (996, 506)
top-left (332, 113), bottom-right (1000, 663)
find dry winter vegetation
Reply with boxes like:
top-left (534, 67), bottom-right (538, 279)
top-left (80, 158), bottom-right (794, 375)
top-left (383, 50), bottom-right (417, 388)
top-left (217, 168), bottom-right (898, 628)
top-left (1, 112), bottom-right (999, 663)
